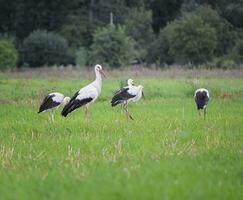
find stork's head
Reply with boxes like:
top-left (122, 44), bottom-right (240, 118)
top-left (138, 85), bottom-right (145, 99)
top-left (94, 64), bottom-right (106, 77)
top-left (127, 79), bottom-right (134, 86)
top-left (63, 97), bottom-right (71, 105)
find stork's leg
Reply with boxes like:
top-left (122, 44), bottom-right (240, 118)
top-left (50, 110), bottom-right (54, 122)
top-left (204, 108), bottom-right (207, 119)
top-left (198, 109), bottom-right (201, 117)
top-left (124, 104), bottom-right (129, 120)
top-left (84, 107), bottom-right (90, 122)
top-left (121, 104), bottom-right (124, 114)
top-left (122, 103), bottom-right (125, 113)
top-left (124, 103), bottom-right (134, 120)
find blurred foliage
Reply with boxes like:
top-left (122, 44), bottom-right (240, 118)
top-left (90, 25), bottom-right (137, 68)
top-left (125, 8), bottom-right (155, 63)
top-left (0, 0), bottom-right (243, 67)
top-left (22, 30), bottom-right (73, 67)
top-left (150, 0), bottom-right (183, 33)
top-left (159, 10), bottom-right (217, 65)
top-left (191, 6), bottom-right (238, 56)
top-left (0, 37), bottom-right (18, 70)
top-left (150, 5), bottom-right (241, 66)
top-left (147, 30), bottom-right (174, 66)
top-left (75, 47), bottom-right (88, 67)
top-left (60, 15), bottom-right (92, 50)
top-left (234, 39), bottom-right (243, 63)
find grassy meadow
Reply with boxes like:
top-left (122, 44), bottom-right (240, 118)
top-left (0, 70), bottom-right (243, 199)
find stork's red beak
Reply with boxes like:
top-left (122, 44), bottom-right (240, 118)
top-left (100, 70), bottom-right (107, 78)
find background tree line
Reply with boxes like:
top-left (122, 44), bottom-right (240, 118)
top-left (0, 0), bottom-right (243, 69)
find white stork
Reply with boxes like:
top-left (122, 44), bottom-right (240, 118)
top-left (194, 88), bottom-right (210, 118)
top-left (111, 81), bottom-right (145, 120)
top-left (61, 64), bottom-right (106, 122)
top-left (38, 92), bottom-right (71, 121)
top-left (114, 78), bottom-right (134, 95)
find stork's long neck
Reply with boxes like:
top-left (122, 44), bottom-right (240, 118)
top-left (93, 70), bottom-right (102, 93)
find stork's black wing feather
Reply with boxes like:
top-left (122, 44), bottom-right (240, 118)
top-left (38, 94), bottom-right (60, 113)
top-left (61, 91), bottom-right (93, 117)
top-left (195, 91), bottom-right (209, 109)
top-left (111, 87), bottom-right (136, 107)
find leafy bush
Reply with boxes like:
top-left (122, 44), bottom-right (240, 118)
top-left (22, 30), bottom-right (72, 67)
top-left (164, 11), bottom-right (217, 65)
top-left (90, 25), bottom-right (137, 68)
top-left (150, 5), bottom-right (238, 67)
top-left (0, 38), bottom-right (18, 70)
top-left (191, 6), bottom-right (237, 56)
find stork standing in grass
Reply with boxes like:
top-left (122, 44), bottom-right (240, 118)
top-left (111, 81), bottom-right (145, 120)
top-left (38, 92), bottom-right (71, 122)
top-left (114, 79), bottom-right (134, 96)
top-left (114, 79), bottom-right (135, 112)
top-left (61, 64), bottom-right (106, 122)
top-left (194, 88), bottom-right (210, 119)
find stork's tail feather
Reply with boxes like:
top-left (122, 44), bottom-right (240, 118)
top-left (38, 107), bottom-right (44, 113)
top-left (61, 104), bottom-right (71, 117)
top-left (61, 102), bottom-right (74, 117)
top-left (61, 98), bottom-right (93, 117)
top-left (111, 100), bottom-right (121, 107)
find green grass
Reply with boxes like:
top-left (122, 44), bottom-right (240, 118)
top-left (0, 74), bottom-right (243, 200)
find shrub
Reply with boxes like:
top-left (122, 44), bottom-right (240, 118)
top-left (90, 25), bottom-right (138, 68)
top-left (0, 38), bottom-right (18, 70)
top-left (22, 30), bottom-right (72, 67)
top-left (164, 12), bottom-right (217, 65)
top-left (191, 5), bottom-right (237, 56)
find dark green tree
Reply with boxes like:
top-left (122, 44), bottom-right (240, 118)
top-left (0, 38), bottom-right (18, 70)
top-left (165, 13), bottom-right (217, 64)
top-left (187, 5), bottom-right (238, 56)
top-left (60, 15), bottom-right (92, 50)
top-left (234, 39), bottom-right (243, 62)
top-left (22, 30), bottom-right (72, 67)
top-left (125, 8), bottom-right (155, 63)
top-left (147, 30), bottom-right (174, 65)
top-left (90, 25), bottom-right (137, 68)
top-left (0, 0), bottom-right (78, 39)
top-left (150, 0), bottom-right (183, 33)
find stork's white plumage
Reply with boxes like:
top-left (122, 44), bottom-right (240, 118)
top-left (194, 88), bottom-right (210, 118)
top-left (38, 92), bottom-right (71, 121)
top-left (111, 80), bottom-right (144, 120)
top-left (127, 79), bottom-right (134, 86)
top-left (61, 64), bottom-right (106, 121)
top-left (114, 79), bottom-right (134, 96)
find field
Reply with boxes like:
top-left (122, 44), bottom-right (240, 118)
top-left (0, 69), bottom-right (243, 200)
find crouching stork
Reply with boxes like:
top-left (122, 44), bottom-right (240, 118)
top-left (38, 92), bottom-right (71, 122)
top-left (61, 64), bottom-right (106, 122)
top-left (111, 82), bottom-right (145, 120)
top-left (194, 88), bottom-right (210, 119)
